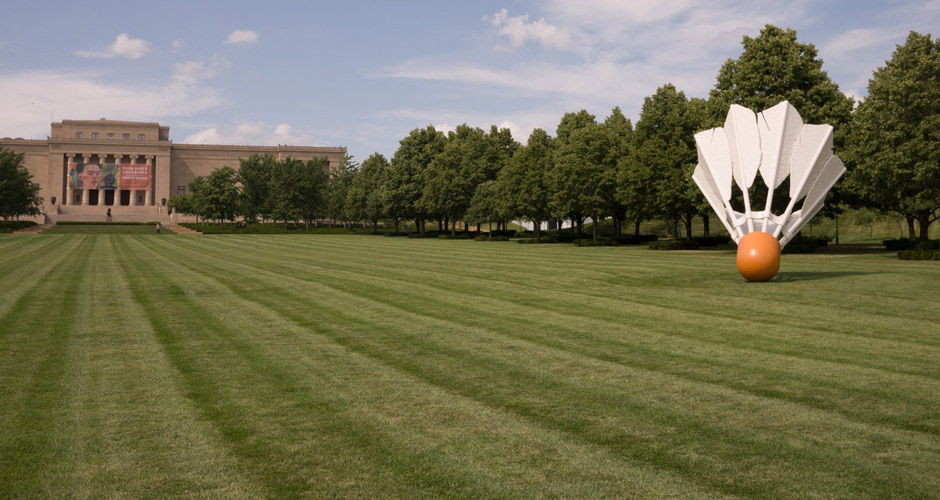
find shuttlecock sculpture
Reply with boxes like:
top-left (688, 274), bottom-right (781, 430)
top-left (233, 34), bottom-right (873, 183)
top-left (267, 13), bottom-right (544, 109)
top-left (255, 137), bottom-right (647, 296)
top-left (692, 101), bottom-right (845, 281)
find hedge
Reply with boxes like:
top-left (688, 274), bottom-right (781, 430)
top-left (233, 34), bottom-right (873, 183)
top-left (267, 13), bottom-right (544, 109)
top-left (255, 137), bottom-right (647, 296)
top-left (648, 240), bottom-right (700, 250)
top-left (57, 221), bottom-right (158, 226)
top-left (897, 250), bottom-right (940, 260)
top-left (574, 238), bottom-right (618, 247)
top-left (0, 220), bottom-right (38, 229)
top-left (884, 239), bottom-right (940, 251)
top-left (693, 235), bottom-right (732, 246)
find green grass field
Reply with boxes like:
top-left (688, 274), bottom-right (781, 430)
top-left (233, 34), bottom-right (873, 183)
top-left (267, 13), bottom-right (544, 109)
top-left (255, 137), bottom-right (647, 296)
top-left (1, 233), bottom-right (938, 499)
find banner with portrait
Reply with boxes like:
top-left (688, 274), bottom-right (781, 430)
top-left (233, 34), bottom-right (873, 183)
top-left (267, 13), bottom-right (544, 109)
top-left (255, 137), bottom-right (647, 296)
top-left (67, 162), bottom-right (150, 190)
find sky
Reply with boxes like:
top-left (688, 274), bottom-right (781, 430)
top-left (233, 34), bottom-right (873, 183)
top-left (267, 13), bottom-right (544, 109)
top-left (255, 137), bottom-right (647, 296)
top-left (1, 0), bottom-right (938, 161)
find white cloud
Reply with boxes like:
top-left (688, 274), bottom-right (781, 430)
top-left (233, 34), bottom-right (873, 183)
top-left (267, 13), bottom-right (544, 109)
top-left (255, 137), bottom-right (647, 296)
top-left (823, 28), bottom-right (899, 59)
top-left (173, 57), bottom-right (228, 83)
top-left (387, 0), bottom-right (805, 130)
top-left (225, 29), bottom-right (259, 45)
top-left (0, 70), bottom-right (225, 139)
top-left (171, 40), bottom-right (184, 52)
top-left (487, 8), bottom-right (572, 50)
top-left (184, 121), bottom-right (316, 146)
top-left (76, 33), bottom-right (152, 59)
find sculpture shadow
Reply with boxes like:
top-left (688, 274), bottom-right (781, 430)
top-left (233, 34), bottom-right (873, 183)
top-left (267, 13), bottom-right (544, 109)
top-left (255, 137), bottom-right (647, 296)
top-left (772, 271), bottom-right (879, 282)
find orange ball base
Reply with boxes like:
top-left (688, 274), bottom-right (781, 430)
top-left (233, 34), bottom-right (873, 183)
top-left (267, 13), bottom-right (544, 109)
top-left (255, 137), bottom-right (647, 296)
top-left (736, 231), bottom-right (781, 282)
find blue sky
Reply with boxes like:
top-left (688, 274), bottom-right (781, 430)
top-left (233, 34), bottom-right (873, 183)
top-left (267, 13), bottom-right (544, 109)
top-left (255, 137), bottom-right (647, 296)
top-left (1, 0), bottom-right (937, 160)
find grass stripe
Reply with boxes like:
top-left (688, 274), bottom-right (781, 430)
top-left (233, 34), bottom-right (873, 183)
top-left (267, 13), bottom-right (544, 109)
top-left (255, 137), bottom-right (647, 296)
top-left (149, 236), bottom-right (940, 498)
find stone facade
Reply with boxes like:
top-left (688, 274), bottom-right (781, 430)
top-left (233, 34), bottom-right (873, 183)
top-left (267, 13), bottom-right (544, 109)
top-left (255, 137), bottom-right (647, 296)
top-left (0, 119), bottom-right (346, 222)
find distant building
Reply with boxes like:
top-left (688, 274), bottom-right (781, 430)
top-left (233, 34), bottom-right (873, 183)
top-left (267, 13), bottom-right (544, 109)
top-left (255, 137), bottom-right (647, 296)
top-left (0, 119), bottom-right (345, 222)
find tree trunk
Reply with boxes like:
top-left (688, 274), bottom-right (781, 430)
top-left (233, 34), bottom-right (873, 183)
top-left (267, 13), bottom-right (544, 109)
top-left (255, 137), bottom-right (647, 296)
top-left (635, 220), bottom-right (641, 236)
top-left (918, 213), bottom-right (931, 243)
top-left (592, 214), bottom-right (599, 241)
top-left (702, 214), bottom-right (710, 237)
top-left (684, 216), bottom-right (693, 242)
top-left (534, 220), bottom-right (541, 239)
top-left (451, 217), bottom-right (456, 236)
top-left (907, 216), bottom-right (916, 240)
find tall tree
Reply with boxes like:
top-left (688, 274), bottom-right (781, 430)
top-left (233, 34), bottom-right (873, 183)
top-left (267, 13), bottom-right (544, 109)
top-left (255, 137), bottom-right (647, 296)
top-left (499, 129), bottom-right (554, 238)
top-left (709, 24), bottom-right (853, 128)
top-left (195, 166), bottom-right (240, 227)
top-left (844, 31), bottom-right (940, 241)
top-left (347, 153), bottom-right (389, 232)
top-left (422, 125), bottom-right (486, 234)
top-left (237, 154), bottom-right (276, 227)
top-left (386, 126), bottom-right (445, 232)
top-left (327, 154), bottom-right (359, 227)
top-left (598, 107), bottom-right (633, 236)
top-left (633, 85), bottom-right (704, 240)
top-left (0, 148), bottom-right (42, 221)
top-left (465, 180), bottom-right (506, 233)
top-left (551, 110), bottom-right (598, 235)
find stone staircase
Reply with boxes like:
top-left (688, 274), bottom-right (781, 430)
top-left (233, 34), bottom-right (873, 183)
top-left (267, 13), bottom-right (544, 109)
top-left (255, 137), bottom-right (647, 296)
top-left (50, 204), bottom-right (172, 224)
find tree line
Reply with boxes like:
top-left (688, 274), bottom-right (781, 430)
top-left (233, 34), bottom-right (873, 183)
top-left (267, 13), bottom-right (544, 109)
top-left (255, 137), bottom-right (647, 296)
top-left (4, 25), bottom-right (926, 241)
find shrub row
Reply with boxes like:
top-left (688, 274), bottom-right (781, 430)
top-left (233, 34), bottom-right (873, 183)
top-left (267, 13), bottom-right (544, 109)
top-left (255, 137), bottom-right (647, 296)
top-left (437, 233), bottom-right (478, 240)
top-left (575, 238), bottom-right (619, 247)
top-left (648, 240), bottom-right (700, 250)
top-left (517, 235), bottom-right (559, 244)
top-left (58, 221), bottom-right (158, 226)
top-left (897, 250), bottom-right (940, 260)
top-left (693, 235), bottom-right (732, 246)
top-left (780, 235), bottom-right (831, 254)
top-left (884, 239), bottom-right (940, 251)
top-left (180, 223), bottom-right (360, 234)
top-left (0, 220), bottom-right (38, 229)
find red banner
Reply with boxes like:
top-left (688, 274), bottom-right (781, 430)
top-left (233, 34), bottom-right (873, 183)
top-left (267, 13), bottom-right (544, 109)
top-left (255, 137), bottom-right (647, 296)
top-left (119, 164), bottom-right (151, 190)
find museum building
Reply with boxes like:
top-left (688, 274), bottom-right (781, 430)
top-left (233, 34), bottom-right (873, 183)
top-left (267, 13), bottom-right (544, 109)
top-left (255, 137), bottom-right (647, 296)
top-left (0, 119), bottom-right (346, 223)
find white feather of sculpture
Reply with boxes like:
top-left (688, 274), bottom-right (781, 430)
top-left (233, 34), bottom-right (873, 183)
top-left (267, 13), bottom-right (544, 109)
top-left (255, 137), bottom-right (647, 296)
top-left (693, 101), bottom-right (845, 249)
top-left (756, 102), bottom-right (803, 232)
top-left (723, 105), bottom-right (762, 233)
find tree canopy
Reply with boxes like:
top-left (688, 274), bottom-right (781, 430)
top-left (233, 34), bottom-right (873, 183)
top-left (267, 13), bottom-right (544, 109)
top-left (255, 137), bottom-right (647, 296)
top-left (844, 31), bottom-right (940, 241)
top-left (0, 148), bottom-right (42, 221)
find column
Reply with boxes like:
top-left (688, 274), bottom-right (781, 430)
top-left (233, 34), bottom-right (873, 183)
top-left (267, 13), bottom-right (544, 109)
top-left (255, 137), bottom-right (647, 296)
top-left (145, 155), bottom-right (154, 206)
top-left (110, 154), bottom-right (119, 206)
top-left (66, 154), bottom-right (76, 205)
top-left (97, 153), bottom-right (106, 206)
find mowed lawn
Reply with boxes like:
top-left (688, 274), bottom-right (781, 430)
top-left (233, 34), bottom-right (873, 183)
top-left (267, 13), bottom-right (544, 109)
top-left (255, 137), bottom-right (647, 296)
top-left (1, 234), bottom-right (938, 499)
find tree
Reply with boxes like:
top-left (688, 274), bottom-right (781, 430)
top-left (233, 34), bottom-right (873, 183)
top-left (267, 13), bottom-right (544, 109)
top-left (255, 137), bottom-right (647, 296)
top-left (237, 154), bottom-right (276, 227)
top-left (0, 148), bottom-right (42, 221)
top-left (852, 208), bottom-right (883, 240)
top-left (709, 25), bottom-right (853, 128)
top-left (598, 108), bottom-right (633, 236)
top-left (297, 158), bottom-right (330, 229)
top-left (465, 181), bottom-right (506, 233)
top-left (347, 153), bottom-right (389, 233)
top-left (499, 129), bottom-right (554, 238)
top-left (551, 110), bottom-right (598, 235)
top-left (844, 31), bottom-right (940, 242)
top-left (386, 126), bottom-right (445, 232)
top-left (422, 125), bottom-right (486, 234)
top-left (327, 155), bottom-right (358, 228)
top-left (194, 167), bottom-right (240, 227)
top-left (632, 85), bottom-right (704, 240)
